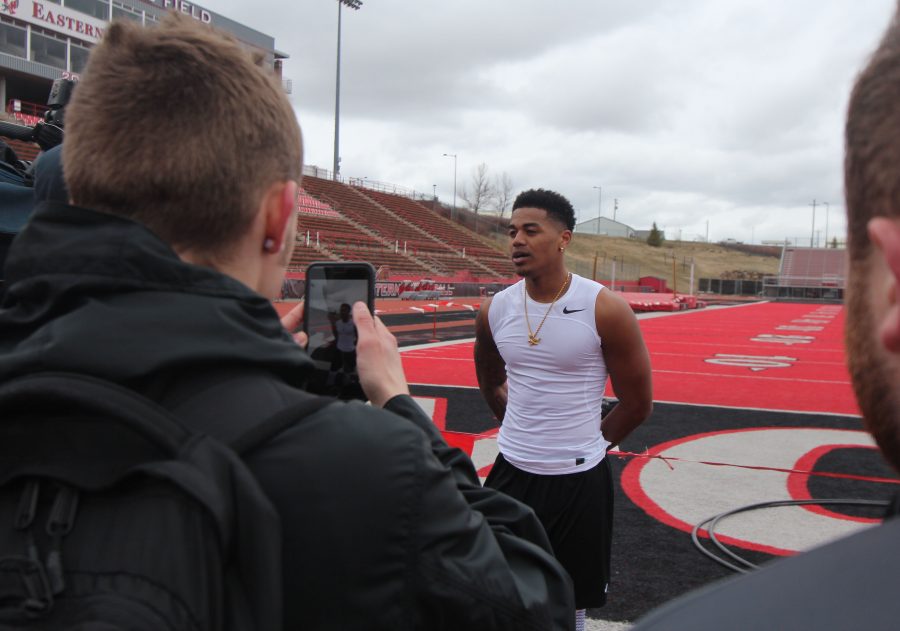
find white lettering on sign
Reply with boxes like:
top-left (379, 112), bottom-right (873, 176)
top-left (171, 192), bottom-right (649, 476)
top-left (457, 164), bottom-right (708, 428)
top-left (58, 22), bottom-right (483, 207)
top-left (751, 334), bottom-right (815, 345)
top-left (776, 325), bottom-right (824, 332)
top-left (705, 354), bottom-right (797, 372)
top-left (792, 319), bottom-right (830, 325)
top-left (161, 0), bottom-right (211, 23)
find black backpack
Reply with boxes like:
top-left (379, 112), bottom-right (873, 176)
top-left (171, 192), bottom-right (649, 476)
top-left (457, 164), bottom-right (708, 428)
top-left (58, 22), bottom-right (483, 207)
top-left (0, 372), bottom-right (331, 630)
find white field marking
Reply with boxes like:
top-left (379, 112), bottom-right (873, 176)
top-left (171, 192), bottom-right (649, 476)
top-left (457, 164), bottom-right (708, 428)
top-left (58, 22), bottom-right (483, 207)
top-left (409, 307), bottom-right (425, 313)
top-left (635, 428), bottom-right (877, 553)
top-left (652, 350), bottom-right (843, 365)
top-left (585, 619), bottom-right (632, 631)
top-left (471, 435), bottom-right (500, 474)
top-left (637, 341), bottom-right (842, 353)
top-left (411, 397), bottom-right (436, 418)
top-left (400, 338), bottom-right (475, 352)
top-left (651, 398), bottom-right (861, 418)
top-left (652, 369), bottom-right (850, 386)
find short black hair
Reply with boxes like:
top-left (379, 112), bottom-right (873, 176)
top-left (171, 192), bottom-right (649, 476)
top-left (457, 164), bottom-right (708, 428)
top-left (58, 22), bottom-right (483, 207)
top-left (512, 188), bottom-right (575, 231)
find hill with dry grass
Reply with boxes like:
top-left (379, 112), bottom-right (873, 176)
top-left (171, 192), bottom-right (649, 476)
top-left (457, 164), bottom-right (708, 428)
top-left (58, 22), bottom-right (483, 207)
top-left (487, 231), bottom-right (782, 291)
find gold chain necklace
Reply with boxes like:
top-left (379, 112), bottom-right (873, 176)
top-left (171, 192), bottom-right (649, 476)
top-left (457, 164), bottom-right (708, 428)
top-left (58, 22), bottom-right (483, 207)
top-left (524, 273), bottom-right (571, 346)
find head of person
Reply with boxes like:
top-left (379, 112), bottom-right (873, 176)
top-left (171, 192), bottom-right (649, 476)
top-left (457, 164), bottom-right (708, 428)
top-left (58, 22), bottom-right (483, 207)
top-left (844, 7), bottom-right (900, 472)
top-left (339, 303), bottom-right (351, 321)
top-left (508, 188), bottom-right (575, 277)
top-left (62, 13), bottom-right (302, 299)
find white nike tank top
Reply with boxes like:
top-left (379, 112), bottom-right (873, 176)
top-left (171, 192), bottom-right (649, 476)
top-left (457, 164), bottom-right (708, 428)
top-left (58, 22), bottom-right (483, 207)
top-left (488, 273), bottom-right (610, 474)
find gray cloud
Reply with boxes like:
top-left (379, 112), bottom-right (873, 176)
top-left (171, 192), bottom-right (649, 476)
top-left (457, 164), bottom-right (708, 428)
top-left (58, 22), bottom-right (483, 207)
top-left (213, 0), bottom-right (895, 245)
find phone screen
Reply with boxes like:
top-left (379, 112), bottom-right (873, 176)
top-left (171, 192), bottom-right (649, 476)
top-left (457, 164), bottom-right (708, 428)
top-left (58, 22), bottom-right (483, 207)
top-left (303, 262), bottom-right (375, 400)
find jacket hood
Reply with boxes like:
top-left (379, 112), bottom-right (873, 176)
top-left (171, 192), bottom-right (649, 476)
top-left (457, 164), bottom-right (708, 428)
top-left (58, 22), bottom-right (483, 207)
top-left (0, 202), bottom-right (311, 385)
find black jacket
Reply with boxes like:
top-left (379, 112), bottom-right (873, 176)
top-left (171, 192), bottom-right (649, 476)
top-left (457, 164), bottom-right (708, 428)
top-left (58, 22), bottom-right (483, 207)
top-left (631, 515), bottom-right (900, 631)
top-left (0, 202), bottom-right (575, 630)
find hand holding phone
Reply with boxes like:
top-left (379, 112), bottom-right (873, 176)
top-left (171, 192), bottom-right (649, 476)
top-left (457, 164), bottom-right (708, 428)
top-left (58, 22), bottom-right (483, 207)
top-left (279, 302), bottom-right (306, 346)
top-left (350, 301), bottom-right (410, 408)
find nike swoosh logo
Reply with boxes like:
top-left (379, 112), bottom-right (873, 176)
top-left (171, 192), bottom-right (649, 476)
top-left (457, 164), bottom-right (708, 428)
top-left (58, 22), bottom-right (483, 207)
top-left (562, 307), bottom-right (585, 314)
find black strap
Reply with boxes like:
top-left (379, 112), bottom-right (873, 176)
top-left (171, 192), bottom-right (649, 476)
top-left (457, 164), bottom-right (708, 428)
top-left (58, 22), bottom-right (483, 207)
top-left (157, 367), bottom-right (337, 456)
top-left (0, 372), bottom-right (191, 455)
top-left (231, 396), bottom-right (333, 455)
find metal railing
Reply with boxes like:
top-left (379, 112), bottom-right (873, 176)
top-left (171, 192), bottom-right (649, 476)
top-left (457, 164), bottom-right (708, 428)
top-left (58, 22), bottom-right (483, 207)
top-left (763, 274), bottom-right (845, 289)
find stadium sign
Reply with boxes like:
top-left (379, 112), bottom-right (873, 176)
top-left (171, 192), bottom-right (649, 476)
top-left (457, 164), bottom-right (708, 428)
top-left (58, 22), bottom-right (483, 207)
top-left (21, 0), bottom-right (105, 43)
top-left (143, 0), bottom-right (211, 24)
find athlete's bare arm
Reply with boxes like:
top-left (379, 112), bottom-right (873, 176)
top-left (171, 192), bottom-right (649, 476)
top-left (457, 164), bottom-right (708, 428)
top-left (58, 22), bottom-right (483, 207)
top-left (596, 290), bottom-right (653, 447)
top-left (474, 297), bottom-right (509, 423)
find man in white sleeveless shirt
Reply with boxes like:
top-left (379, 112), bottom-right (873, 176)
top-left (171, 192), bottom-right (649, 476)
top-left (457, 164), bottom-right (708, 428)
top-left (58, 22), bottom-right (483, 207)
top-left (475, 188), bottom-right (653, 629)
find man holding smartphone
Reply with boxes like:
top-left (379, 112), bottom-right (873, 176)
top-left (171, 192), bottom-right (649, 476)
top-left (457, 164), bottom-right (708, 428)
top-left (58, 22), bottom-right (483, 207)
top-left (0, 15), bottom-right (574, 631)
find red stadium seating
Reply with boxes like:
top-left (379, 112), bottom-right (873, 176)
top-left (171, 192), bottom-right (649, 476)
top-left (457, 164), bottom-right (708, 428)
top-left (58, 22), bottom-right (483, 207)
top-left (298, 176), bottom-right (512, 280)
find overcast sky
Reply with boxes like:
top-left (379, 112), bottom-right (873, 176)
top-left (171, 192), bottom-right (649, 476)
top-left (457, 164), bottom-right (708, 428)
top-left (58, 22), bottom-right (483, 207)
top-left (215, 0), bottom-right (896, 245)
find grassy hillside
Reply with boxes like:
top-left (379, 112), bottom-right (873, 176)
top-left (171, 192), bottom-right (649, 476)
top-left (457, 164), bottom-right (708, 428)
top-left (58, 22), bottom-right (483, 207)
top-left (488, 231), bottom-right (782, 291)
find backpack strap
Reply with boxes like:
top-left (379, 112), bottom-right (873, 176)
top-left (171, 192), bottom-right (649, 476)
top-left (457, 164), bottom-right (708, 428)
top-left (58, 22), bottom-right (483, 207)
top-left (159, 368), bottom-right (336, 456)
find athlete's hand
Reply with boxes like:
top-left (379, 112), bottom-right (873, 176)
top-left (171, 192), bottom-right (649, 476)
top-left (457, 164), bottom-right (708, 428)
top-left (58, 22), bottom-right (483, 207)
top-left (352, 301), bottom-right (410, 407)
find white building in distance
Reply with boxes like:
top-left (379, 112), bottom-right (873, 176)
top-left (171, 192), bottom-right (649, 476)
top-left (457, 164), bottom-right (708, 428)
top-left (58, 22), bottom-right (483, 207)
top-left (575, 216), bottom-right (635, 238)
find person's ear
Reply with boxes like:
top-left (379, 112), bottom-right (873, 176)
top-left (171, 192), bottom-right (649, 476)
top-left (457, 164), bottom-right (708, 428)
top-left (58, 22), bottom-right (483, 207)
top-left (559, 229), bottom-right (573, 252)
top-left (868, 217), bottom-right (900, 352)
top-left (262, 180), bottom-right (299, 254)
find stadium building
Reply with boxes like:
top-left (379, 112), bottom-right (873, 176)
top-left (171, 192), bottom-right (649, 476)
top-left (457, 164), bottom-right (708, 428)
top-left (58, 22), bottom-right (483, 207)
top-left (0, 0), bottom-right (286, 136)
top-left (575, 215), bottom-right (635, 238)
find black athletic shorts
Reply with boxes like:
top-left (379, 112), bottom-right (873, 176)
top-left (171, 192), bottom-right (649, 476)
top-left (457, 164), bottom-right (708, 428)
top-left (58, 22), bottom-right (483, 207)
top-left (484, 453), bottom-right (614, 609)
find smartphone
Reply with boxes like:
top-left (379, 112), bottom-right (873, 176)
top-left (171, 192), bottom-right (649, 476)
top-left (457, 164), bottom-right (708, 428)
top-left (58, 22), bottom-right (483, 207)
top-left (303, 262), bottom-right (376, 400)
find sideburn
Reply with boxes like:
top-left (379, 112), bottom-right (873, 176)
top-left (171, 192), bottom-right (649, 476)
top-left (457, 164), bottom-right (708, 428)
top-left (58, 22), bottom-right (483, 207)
top-left (845, 264), bottom-right (900, 474)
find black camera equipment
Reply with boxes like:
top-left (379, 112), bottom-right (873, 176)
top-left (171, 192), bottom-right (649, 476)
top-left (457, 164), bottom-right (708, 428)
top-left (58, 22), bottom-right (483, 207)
top-left (0, 77), bottom-right (75, 176)
top-left (1, 78), bottom-right (77, 292)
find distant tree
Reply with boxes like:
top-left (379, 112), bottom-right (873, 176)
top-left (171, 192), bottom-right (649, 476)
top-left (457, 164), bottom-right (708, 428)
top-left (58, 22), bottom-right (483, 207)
top-left (831, 237), bottom-right (839, 249)
top-left (492, 172), bottom-right (514, 219)
top-left (647, 222), bottom-right (664, 247)
top-left (460, 162), bottom-right (495, 215)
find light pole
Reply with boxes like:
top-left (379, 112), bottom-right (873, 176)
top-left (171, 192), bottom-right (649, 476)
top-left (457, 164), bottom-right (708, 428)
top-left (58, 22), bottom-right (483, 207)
top-left (333, 0), bottom-right (362, 180)
top-left (592, 186), bottom-right (602, 234)
top-left (443, 153), bottom-right (457, 222)
top-left (810, 199), bottom-right (817, 247)
top-left (823, 202), bottom-right (830, 247)
top-left (432, 184), bottom-right (437, 212)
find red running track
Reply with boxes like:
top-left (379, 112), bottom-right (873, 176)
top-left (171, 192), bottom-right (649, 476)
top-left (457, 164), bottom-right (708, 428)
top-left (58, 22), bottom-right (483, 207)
top-left (402, 301), bottom-right (859, 416)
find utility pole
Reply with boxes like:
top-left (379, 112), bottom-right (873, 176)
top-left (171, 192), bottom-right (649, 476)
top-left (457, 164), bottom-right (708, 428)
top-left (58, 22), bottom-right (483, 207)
top-left (613, 198), bottom-right (618, 222)
top-left (823, 201), bottom-right (830, 246)
top-left (810, 199), bottom-right (817, 247)
top-left (593, 185), bottom-right (602, 234)
top-left (443, 153), bottom-right (457, 222)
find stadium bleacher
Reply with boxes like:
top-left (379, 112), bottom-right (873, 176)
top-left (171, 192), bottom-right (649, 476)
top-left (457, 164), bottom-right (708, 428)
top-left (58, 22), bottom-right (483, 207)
top-left (297, 176), bottom-right (512, 280)
top-left (357, 187), bottom-right (512, 277)
top-left (763, 246), bottom-right (846, 300)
